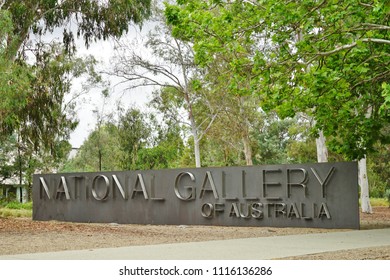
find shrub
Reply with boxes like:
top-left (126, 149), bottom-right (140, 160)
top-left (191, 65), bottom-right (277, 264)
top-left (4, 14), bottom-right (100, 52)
top-left (4, 201), bottom-right (33, 210)
top-left (4, 201), bottom-right (23, 209)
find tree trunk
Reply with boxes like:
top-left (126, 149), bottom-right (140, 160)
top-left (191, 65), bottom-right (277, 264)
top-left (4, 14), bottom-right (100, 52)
top-left (359, 156), bottom-right (373, 213)
top-left (242, 135), bottom-right (253, 166)
top-left (190, 114), bottom-right (201, 168)
top-left (316, 130), bottom-right (328, 163)
top-left (239, 97), bottom-right (253, 166)
top-left (177, 36), bottom-right (202, 168)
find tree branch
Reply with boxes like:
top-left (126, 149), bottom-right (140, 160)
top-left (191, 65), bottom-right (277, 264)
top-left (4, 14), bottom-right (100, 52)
top-left (315, 38), bottom-right (390, 56)
top-left (351, 70), bottom-right (390, 91)
top-left (350, 23), bottom-right (390, 32)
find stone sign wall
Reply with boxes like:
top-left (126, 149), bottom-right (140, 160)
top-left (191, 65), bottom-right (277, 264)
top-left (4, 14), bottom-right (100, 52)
top-left (33, 162), bottom-right (359, 229)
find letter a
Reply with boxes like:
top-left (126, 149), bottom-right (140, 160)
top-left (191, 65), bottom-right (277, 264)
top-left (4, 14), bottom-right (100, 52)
top-left (199, 171), bottom-right (219, 199)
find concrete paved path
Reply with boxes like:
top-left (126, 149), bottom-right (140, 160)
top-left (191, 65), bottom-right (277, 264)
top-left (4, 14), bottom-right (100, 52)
top-left (1, 228), bottom-right (390, 260)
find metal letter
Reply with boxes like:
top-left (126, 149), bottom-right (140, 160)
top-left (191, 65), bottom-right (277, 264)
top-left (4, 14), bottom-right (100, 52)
top-left (287, 168), bottom-right (308, 198)
top-left (174, 172), bottom-right (196, 201)
top-left (300, 203), bottom-right (314, 220)
top-left (200, 171), bottom-right (219, 199)
top-left (242, 170), bottom-right (258, 200)
top-left (55, 176), bottom-right (71, 200)
top-left (112, 175), bottom-right (127, 199)
top-left (229, 202), bottom-right (240, 218)
top-left (251, 203), bottom-right (263, 219)
top-left (201, 203), bottom-right (214, 218)
top-left (274, 203), bottom-right (287, 217)
top-left (311, 167), bottom-right (336, 198)
top-left (287, 203), bottom-right (301, 218)
top-left (150, 174), bottom-right (165, 201)
top-left (70, 176), bottom-right (85, 200)
top-left (239, 203), bottom-right (251, 219)
top-left (39, 177), bottom-right (51, 199)
top-left (131, 174), bottom-right (149, 199)
top-left (221, 171), bottom-right (238, 200)
top-left (318, 203), bottom-right (331, 219)
top-left (263, 169), bottom-right (282, 200)
top-left (92, 175), bottom-right (110, 201)
top-left (214, 203), bottom-right (225, 216)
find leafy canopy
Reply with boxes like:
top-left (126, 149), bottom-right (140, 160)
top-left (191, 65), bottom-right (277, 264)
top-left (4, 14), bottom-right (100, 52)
top-left (165, 0), bottom-right (390, 160)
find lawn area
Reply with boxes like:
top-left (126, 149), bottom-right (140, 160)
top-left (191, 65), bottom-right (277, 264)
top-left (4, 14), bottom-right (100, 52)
top-left (0, 201), bottom-right (32, 218)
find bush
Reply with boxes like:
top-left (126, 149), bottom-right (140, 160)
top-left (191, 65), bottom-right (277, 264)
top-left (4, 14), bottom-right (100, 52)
top-left (4, 201), bottom-right (32, 210)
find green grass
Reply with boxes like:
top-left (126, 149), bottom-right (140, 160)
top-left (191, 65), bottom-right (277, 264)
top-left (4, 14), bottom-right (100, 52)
top-left (359, 198), bottom-right (388, 207)
top-left (369, 198), bottom-right (389, 207)
top-left (0, 201), bottom-right (33, 218)
top-left (0, 208), bottom-right (32, 218)
top-left (4, 201), bottom-right (33, 210)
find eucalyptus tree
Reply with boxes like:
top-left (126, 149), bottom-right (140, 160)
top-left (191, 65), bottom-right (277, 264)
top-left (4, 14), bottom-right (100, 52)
top-left (62, 106), bottom-right (185, 172)
top-left (1, 1), bottom-right (152, 188)
top-left (165, 0), bottom-right (389, 212)
top-left (252, 0), bottom-right (390, 213)
top-left (193, 83), bottom-right (262, 166)
top-left (1, 0), bottom-right (151, 146)
top-left (1, 0), bottom-right (151, 60)
top-left (0, 134), bottom-right (18, 184)
top-left (62, 122), bottom-right (122, 172)
top-left (109, 11), bottom-right (218, 168)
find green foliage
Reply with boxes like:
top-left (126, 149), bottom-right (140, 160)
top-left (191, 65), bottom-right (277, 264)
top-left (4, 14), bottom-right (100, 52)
top-left (166, 0), bottom-right (390, 161)
top-left (0, 199), bottom-right (32, 218)
top-left (367, 144), bottom-right (390, 198)
top-left (362, 198), bottom-right (388, 207)
top-left (253, 116), bottom-right (298, 165)
top-left (0, 0), bottom-right (152, 184)
top-left (0, 41), bottom-right (94, 184)
top-left (118, 108), bottom-right (153, 170)
top-left (111, 8), bottom-right (203, 167)
top-left (287, 140), bottom-right (317, 164)
top-left (4, 201), bottom-right (32, 210)
top-left (63, 106), bottom-right (185, 172)
top-left (0, 10), bottom-right (31, 136)
top-left (62, 123), bottom-right (123, 172)
top-left (2, 0), bottom-right (151, 59)
top-left (0, 135), bottom-right (18, 181)
top-left (136, 129), bottom-right (184, 170)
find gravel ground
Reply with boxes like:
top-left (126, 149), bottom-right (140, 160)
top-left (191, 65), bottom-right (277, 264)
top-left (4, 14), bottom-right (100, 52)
top-left (1, 207), bottom-right (389, 259)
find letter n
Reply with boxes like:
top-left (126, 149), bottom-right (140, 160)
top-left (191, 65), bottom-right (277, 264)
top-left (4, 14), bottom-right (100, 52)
top-left (39, 177), bottom-right (51, 199)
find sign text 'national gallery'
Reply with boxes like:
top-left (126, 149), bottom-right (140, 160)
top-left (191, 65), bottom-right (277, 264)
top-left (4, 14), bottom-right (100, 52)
top-left (33, 162), bottom-right (359, 229)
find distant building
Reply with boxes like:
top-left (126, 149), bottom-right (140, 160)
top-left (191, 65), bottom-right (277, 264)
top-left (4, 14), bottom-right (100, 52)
top-left (0, 177), bottom-right (28, 203)
top-left (68, 147), bottom-right (80, 160)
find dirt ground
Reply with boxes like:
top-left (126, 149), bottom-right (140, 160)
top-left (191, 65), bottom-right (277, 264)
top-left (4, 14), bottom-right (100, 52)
top-left (0, 207), bottom-right (389, 259)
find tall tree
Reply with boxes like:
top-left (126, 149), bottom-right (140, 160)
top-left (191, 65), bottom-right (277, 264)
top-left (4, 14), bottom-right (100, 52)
top-left (109, 10), bottom-right (216, 167)
top-left (165, 0), bottom-right (390, 212)
top-left (195, 44), bottom-right (264, 166)
top-left (62, 107), bottom-right (185, 172)
top-left (62, 122), bottom-right (122, 172)
top-left (1, 0), bottom-right (151, 60)
top-left (1, 1), bottom-right (151, 191)
top-left (1, 0), bottom-right (152, 143)
top-left (1, 3), bottom-right (151, 147)
top-left (117, 107), bottom-right (153, 170)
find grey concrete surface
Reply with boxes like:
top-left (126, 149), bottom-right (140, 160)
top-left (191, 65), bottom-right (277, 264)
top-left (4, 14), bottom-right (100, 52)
top-left (1, 228), bottom-right (389, 260)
